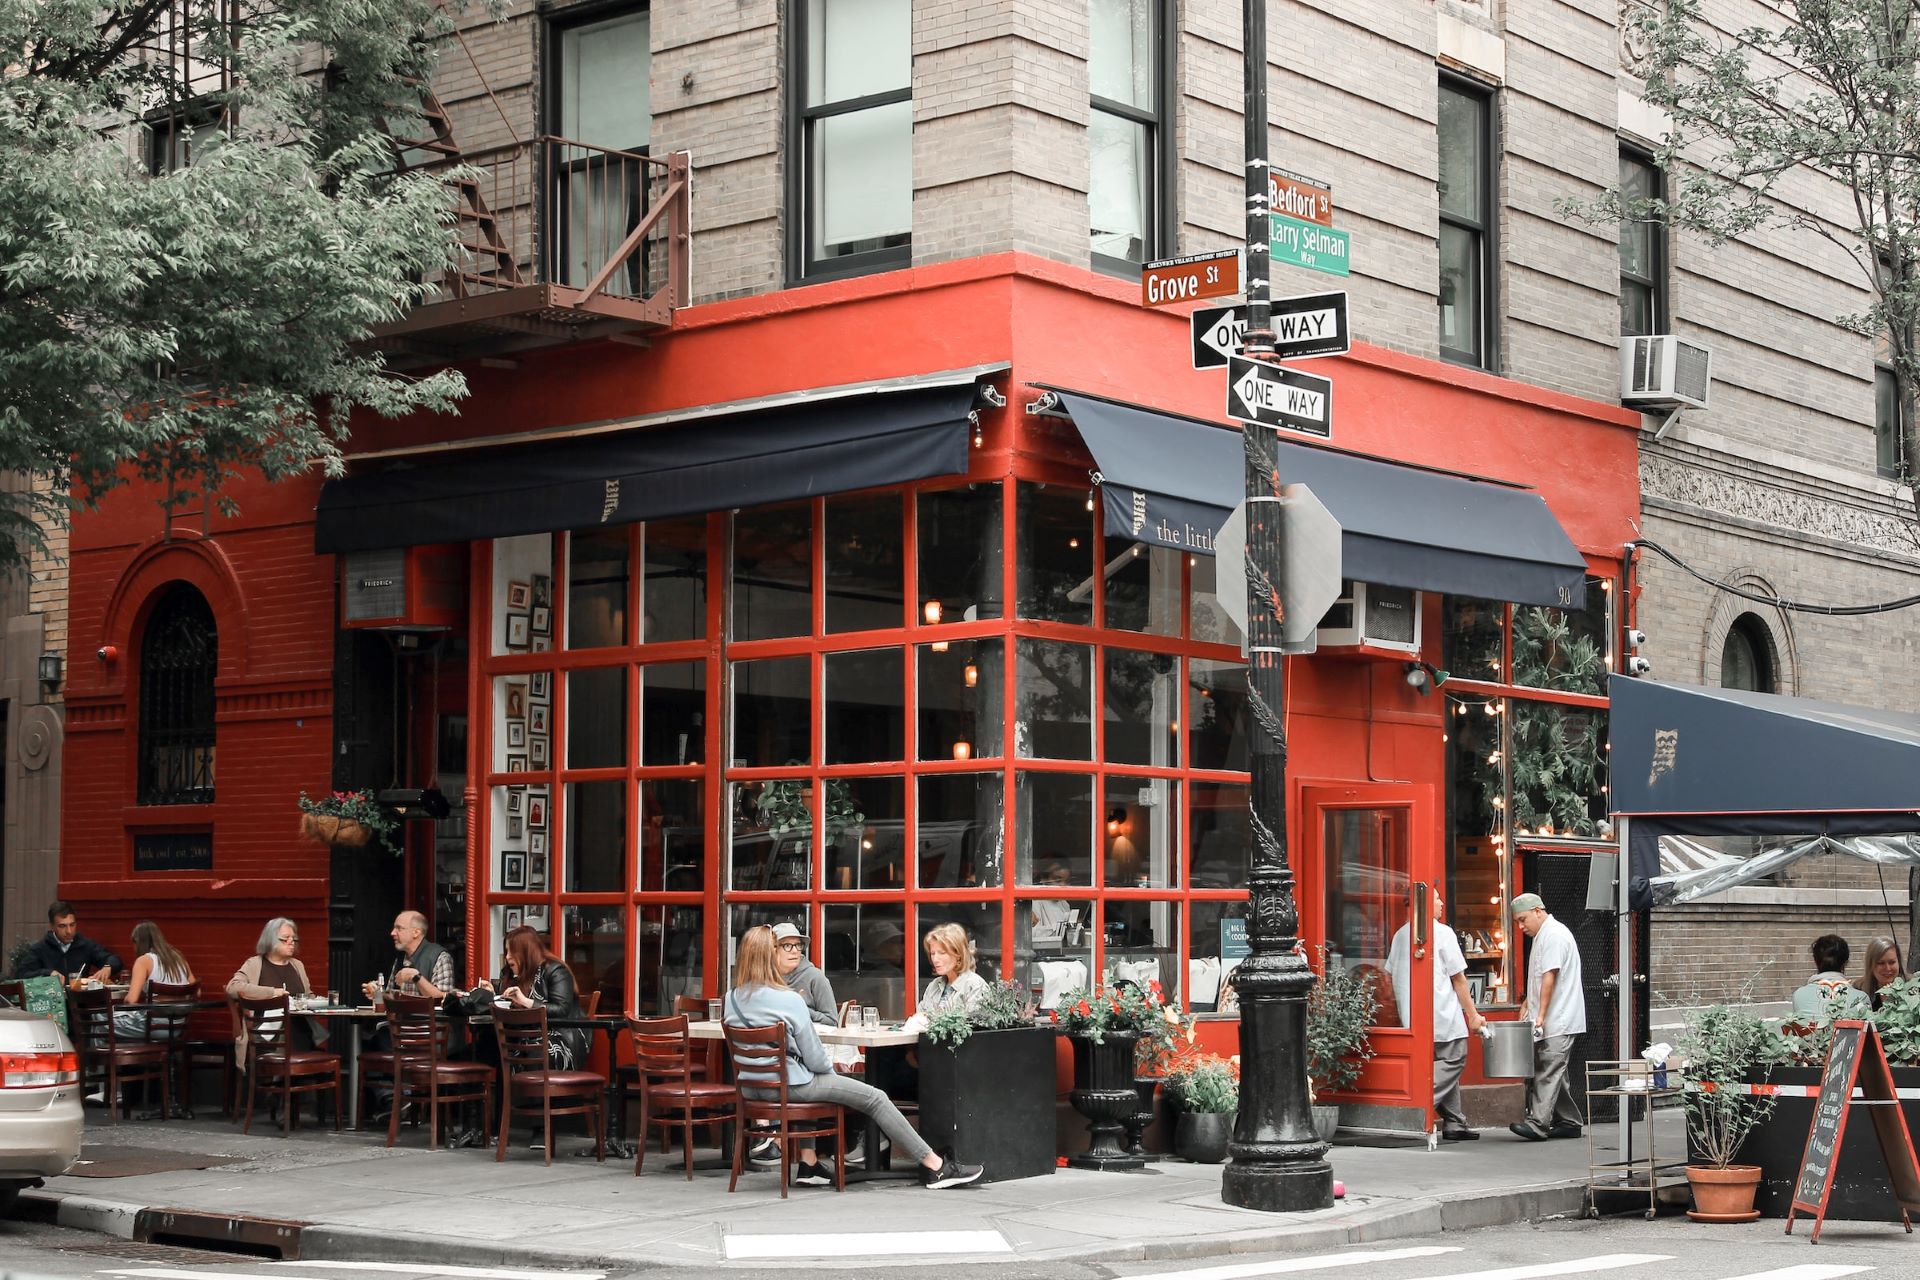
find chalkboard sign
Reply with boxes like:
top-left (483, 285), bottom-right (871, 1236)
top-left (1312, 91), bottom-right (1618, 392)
top-left (1787, 1019), bottom-right (1920, 1242)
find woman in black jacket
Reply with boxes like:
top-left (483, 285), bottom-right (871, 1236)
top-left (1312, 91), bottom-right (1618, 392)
top-left (469, 926), bottom-right (590, 1069)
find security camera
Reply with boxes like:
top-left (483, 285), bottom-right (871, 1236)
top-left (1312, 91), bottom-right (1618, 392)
top-left (1625, 628), bottom-right (1648, 649)
top-left (96, 645), bottom-right (118, 663)
top-left (1626, 655), bottom-right (1653, 676)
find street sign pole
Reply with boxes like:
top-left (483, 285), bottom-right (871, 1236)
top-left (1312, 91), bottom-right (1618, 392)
top-left (1221, 0), bottom-right (1333, 1215)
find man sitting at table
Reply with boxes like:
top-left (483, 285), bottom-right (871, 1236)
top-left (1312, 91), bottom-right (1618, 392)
top-left (18, 901), bottom-right (121, 984)
top-left (364, 910), bottom-right (455, 1002)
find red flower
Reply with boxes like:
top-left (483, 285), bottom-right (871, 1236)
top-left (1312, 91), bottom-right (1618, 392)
top-left (1075, 1000), bottom-right (1091, 1018)
top-left (1049, 1009), bottom-right (1059, 1023)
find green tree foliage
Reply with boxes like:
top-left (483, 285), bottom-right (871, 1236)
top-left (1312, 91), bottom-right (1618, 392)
top-left (1573, 0), bottom-right (1920, 480)
top-left (0, 0), bottom-right (473, 567)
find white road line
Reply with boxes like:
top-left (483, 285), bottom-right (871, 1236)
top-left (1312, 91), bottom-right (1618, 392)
top-left (1127, 1246), bottom-right (1464, 1280)
top-left (272, 1265), bottom-right (606, 1280)
top-left (1404, 1258), bottom-right (1674, 1280)
top-left (722, 1229), bottom-right (1011, 1260)
top-left (1711, 1268), bottom-right (1875, 1280)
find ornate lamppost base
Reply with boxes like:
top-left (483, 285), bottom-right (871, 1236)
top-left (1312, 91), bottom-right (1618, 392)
top-left (1222, 1156), bottom-right (1335, 1212)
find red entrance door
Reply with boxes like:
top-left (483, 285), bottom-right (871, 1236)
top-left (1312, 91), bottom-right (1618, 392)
top-left (1301, 782), bottom-right (1437, 1130)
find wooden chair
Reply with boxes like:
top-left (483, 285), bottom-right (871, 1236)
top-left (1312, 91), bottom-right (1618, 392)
top-left (493, 1004), bottom-right (605, 1166)
top-left (0, 980), bottom-right (25, 1010)
top-left (627, 1015), bottom-right (736, 1179)
top-left (672, 995), bottom-right (720, 1080)
top-left (237, 993), bottom-right (341, 1134)
top-left (69, 987), bottom-right (170, 1121)
top-left (386, 994), bottom-right (494, 1150)
top-left (581, 991), bottom-right (603, 1018)
top-left (724, 1020), bottom-right (844, 1198)
top-left (144, 980), bottom-right (203, 1117)
top-left (155, 983), bottom-right (236, 1117)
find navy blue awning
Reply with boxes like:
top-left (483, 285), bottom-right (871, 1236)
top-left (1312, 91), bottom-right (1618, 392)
top-left (1057, 391), bottom-right (1589, 609)
top-left (316, 379), bottom-right (981, 553)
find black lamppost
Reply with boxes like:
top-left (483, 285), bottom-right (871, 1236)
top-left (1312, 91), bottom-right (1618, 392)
top-left (1220, 0), bottom-right (1334, 1214)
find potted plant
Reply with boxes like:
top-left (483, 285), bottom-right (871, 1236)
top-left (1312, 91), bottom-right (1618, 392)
top-left (1051, 983), bottom-right (1177, 1169)
top-left (916, 980), bottom-right (1056, 1182)
top-left (297, 789), bottom-right (399, 850)
top-left (1305, 952), bottom-right (1376, 1141)
top-left (1127, 989), bottom-right (1193, 1158)
top-left (1679, 1002), bottom-right (1784, 1221)
top-left (1166, 1052), bottom-right (1239, 1164)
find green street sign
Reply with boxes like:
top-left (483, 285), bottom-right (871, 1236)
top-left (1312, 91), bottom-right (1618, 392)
top-left (1270, 213), bottom-right (1351, 278)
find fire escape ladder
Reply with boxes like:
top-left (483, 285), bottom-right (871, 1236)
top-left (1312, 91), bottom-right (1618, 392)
top-left (389, 78), bottom-right (521, 297)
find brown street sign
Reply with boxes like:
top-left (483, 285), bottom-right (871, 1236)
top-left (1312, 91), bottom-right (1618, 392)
top-left (1141, 248), bottom-right (1242, 308)
top-left (1271, 168), bottom-right (1333, 228)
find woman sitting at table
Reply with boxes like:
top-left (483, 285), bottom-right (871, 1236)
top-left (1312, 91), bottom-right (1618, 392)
top-left (226, 917), bottom-right (313, 1063)
top-left (920, 923), bottom-right (988, 1015)
top-left (469, 926), bottom-right (589, 1070)
top-left (725, 924), bottom-right (983, 1189)
top-left (113, 920), bottom-right (193, 1042)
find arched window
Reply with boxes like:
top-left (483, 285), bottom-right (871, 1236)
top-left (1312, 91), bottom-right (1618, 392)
top-left (138, 585), bottom-right (217, 804)
top-left (1720, 613), bottom-right (1774, 693)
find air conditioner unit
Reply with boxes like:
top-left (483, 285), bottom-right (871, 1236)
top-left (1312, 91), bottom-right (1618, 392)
top-left (1315, 580), bottom-right (1421, 654)
top-left (1620, 335), bottom-right (1712, 410)
top-left (341, 545), bottom-right (466, 630)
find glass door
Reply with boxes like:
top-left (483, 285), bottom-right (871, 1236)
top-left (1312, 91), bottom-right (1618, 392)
top-left (1303, 783), bottom-right (1437, 1126)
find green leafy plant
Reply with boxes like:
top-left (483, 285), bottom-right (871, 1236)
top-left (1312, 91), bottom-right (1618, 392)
top-left (751, 779), bottom-right (864, 842)
top-left (921, 979), bottom-right (1036, 1049)
top-left (1873, 975), bottom-right (1920, 1063)
top-left (1307, 952), bottom-right (1376, 1096)
top-left (298, 789), bottom-right (400, 849)
top-left (1680, 1003), bottom-right (1789, 1169)
top-left (1050, 980), bottom-right (1186, 1050)
top-left (1167, 1053), bottom-right (1239, 1114)
top-left (5, 938), bottom-right (34, 979)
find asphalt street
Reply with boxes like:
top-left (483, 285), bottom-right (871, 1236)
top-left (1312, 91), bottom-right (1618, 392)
top-left (0, 1215), bottom-right (1910, 1280)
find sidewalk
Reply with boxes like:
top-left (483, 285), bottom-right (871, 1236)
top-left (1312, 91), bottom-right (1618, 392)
top-left (25, 1114), bottom-right (1631, 1269)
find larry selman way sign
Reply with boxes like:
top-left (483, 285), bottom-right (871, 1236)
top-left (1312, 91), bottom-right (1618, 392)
top-left (1227, 355), bottom-right (1333, 438)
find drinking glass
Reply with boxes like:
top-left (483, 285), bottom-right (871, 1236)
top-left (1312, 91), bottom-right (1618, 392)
top-left (706, 998), bottom-right (723, 1022)
top-left (326, 989), bottom-right (339, 1007)
top-left (862, 1006), bottom-right (879, 1029)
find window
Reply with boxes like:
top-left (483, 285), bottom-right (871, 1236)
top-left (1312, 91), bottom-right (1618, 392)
top-left (1877, 365), bottom-right (1910, 481)
top-left (143, 2), bottom-right (234, 174)
top-left (1618, 149), bottom-right (1665, 336)
top-left (548, 5), bottom-right (652, 290)
top-left (138, 585), bottom-right (217, 805)
top-left (1437, 79), bottom-right (1495, 367)
top-left (791, 0), bottom-right (911, 279)
top-left (1720, 614), bottom-right (1775, 692)
top-left (1089, 0), bottom-right (1168, 268)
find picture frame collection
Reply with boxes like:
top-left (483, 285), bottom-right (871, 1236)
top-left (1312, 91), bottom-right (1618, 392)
top-left (498, 569), bottom-right (554, 899)
top-left (502, 574), bottom-right (554, 654)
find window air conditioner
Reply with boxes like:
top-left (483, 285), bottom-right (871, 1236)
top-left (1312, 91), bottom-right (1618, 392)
top-left (1315, 580), bottom-right (1421, 654)
top-left (1620, 335), bottom-right (1712, 410)
top-left (341, 545), bottom-right (466, 630)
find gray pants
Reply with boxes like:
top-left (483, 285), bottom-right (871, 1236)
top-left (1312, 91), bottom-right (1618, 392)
top-left (745, 1071), bottom-right (933, 1164)
top-left (1526, 1034), bottom-right (1585, 1131)
top-left (1434, 1037), bottom-right (1468, 1129)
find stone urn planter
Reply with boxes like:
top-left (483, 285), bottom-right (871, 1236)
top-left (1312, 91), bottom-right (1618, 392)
top-left (1067, 1031), bottom-right (1145, 1170)
top-left (1174, 1110), bottom-right (1234, 1164)
top-left (1311, 1103), bottom-right (1341, 1143)
top-left (1123, 1076), bottom-right (1159, 1159)
top-left (300, 812), bottom-right (371, 847)
top-left (1686, 1164), bottom-right (1763, 1222)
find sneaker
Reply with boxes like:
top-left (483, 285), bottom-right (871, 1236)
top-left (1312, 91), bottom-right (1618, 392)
top-left (792, 1158), bottom-right (835, 1187)
top-left (1548, 1123), bottom-right (1583, 1139)
top-left (1440, 1127), bottom-right (1479, 1142)
top-left (748, 1137), bottom-right (781, 1167)
top-left (1508, 1121), bottom-right (1548, 1142)
top-left (921, 1155), bottom-right (984, 1189)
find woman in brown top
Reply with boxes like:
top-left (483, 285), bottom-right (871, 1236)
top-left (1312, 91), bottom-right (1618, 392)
top-left (227, 917), bottom-right (313, 1062)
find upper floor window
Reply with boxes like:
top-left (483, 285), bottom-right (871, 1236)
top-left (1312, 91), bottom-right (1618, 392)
top-left (138, 585), bottom-right (217, 805)
top-left (547, 5), bottom-right (652, 290)
top-left (1437, 78), bottom-right (1495, 368)
top-left (791, 0), bottom-right (911, 280)
top-left (1618, 148), bottom-right (1665, 336)
top-left (1877, 365), bottom-right (1910, 481)
top-left (1089, 0), bottom-right (1168, 268)
top-left (143, 2), bottom-right (233, 174)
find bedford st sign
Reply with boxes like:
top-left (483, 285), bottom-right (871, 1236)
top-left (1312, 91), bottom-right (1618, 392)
top-left (1141, 247), bottom-right (1243, 308)
top-left (1227, 355), bottom-right (1333, 438)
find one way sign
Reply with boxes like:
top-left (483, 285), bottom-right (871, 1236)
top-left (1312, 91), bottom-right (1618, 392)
top-left (1227, 355), bottom-right (1333, 438)
top-left (1270, 290), bottom-right (1349, 360)
top-left (1191, 304), bottom-right (1246, 369)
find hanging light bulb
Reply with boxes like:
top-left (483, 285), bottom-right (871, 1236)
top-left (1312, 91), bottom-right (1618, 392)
top-left (1086, 493), bottom-right (1096, 512)
top-left (931, 641), bottom-right (949, 653)
top-left (964, 664), bottom-right (978, 687)
top-left (923, 600), bottom-right (943, 625)
top-left (952, 741), bottom-right (972, 760)
top-left (1069, 537), bottom-right (1080, 549)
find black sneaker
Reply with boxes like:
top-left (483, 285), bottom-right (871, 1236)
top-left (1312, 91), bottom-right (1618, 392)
top-left (1548, 1123), bottom-right (1582, 1139)
top-left (921, 1155), bottom-right (984, 1189)
top-left (749, 1137), bottom-right (781, 1167)
top-left (1508, 1121), bottom-right (1548, 1142)
top-left (792, 1158), bottom-right (835, 1187)
top-left (1440, 1127), bottom-right (1479, 1141)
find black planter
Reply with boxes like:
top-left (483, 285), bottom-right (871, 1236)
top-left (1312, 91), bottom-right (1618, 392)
top-left (1175, 1109), bottom-right (1234, 1164)
top-left (1123, 1076), bottom-right (1159, 1159)
top-left (917, 1025), bottom-right (1059, 1183)
top-left (1725, 1066), bottom-right (1920, 1220)
top-left (1068, 1031), bottom-right (1145, 1170)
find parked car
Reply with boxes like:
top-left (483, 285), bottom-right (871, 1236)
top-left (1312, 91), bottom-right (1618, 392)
top-left (0, 1005), bottom-right (82, 1213)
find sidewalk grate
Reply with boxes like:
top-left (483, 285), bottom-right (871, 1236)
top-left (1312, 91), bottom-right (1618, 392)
top-left (133, 1208), bottom-right (304, 1260)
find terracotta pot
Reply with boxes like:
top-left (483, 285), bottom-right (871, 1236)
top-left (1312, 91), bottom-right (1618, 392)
top-left (300, 812), bottom-right (371, 847)
top-left (1686, 1163), bottom-right (1763, 1222)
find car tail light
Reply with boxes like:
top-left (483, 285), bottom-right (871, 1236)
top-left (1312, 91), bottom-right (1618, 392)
top-left (0, 1051), bottom-right (79, 1087)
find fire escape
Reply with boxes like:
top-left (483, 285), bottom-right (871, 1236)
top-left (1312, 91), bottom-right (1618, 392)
top-left (371, 26), bottom-right (690, 361)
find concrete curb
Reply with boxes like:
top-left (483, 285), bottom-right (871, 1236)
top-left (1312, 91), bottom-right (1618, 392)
top-left (23, 1175), bottom-right (1589, 1269)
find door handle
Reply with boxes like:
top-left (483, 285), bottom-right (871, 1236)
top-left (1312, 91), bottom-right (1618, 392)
top-left (1412, 880), bottom-right (1429, 957)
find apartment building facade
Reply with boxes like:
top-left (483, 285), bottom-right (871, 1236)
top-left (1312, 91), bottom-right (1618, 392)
top-left (59, 0), bottom-right (1897, 1128)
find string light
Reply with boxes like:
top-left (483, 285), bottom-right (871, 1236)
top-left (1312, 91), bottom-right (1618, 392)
top-left (1086, 494), bottom-right (1096, 512)
top-left (923, 600), bottom-right (943, 624)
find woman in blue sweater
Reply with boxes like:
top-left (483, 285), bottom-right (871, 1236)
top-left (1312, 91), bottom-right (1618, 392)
top-left (726, 925), bottom-right (983, 1189)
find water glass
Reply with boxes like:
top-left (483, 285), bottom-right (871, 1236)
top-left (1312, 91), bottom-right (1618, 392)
top-left (706, 998), bottom-right (723, 1022)
top-left (326, 989), bottom-right (339, 1008)
top-left (862, 1006), bottom-right (879, 1029)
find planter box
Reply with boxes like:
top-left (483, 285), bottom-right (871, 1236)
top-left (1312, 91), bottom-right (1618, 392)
top-left (1730, 1066), bottom-right (1920, 1220)
top-left (918, 1025), bottom-right (1059, 1183)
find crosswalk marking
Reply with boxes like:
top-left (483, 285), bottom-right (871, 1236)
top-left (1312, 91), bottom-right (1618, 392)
top-left (722, 1229), bottom-right (1011, 1260)
top-left (1711, 1268), bottom-right (1874, 1280)
top-left (1127, 1247), bottom-right (1464, 1280)
top-left (1401, 1258), bottom-right (1673, 1280)
top-left (270, 1265), bottom-right (606, 1280)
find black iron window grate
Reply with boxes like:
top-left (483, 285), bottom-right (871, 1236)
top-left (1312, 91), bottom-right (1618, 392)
top-left (138, 586), bottom-right (217, 805)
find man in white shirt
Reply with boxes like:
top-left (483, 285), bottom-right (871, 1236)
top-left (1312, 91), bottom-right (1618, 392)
top-left (1386, 889), bottom-right (1487, 1140)
top-left (1508, 892), bottom-right (1587, 1141)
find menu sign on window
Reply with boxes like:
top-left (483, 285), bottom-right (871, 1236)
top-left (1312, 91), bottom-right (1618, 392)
top-left (1787, 1019), bottom-right (1920, 1241)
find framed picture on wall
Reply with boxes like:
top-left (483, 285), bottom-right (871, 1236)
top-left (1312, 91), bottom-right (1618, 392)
top-left (502, 852), bottom-right (527, 890)
top-left (504, 907), bottom-right (524, 931)
top-left (529, 705), bottom-right (548, 735)
top-left (505, 753), bottom-right (528, 774)
top-left (531, 574), bottom-right (552, 609)
top-left (529, 852), bottom-right (548, 891)
top-left (529, 830), bottom-right (546, 855)
top-left (529, 672), bottom-right (549, 701)
top-left (529, 736), bottom-right (549, 769)
top-left (522, 905), bottom-right (546, 932)
top-left (506, 720), bottom-right (527, 749)
top-left (507, 789), bottom-right (523, 814)
top-left (507, 581), bottom-right (532, 610)
top-left (506, 614), bottom-right (531, 648)
top-left (531, 605), bottom-right (552, 636)
top-left (527, 794), bottom-right (547, 829)
top-left (1466, 973), bottom-right (1488, 1004)
top-left (505, 683), bottom-right (527, 719)
top-left (531, 636), bottom-right (552, 653)
top-left (506, 815), bottom-right (523, 841)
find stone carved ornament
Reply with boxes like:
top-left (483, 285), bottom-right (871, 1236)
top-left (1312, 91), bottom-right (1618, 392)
top-left (1619, 0), bottom-right (1661, 79)
top-left (1641, 453), bottom-right (1920, 560)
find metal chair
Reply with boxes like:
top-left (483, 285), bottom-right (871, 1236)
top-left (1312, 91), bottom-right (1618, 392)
top-left (627, 1014), bottom-right (736, 1179)
top-left (237, 993), bottom-right (341, 1134)
top-left (386, 994), bottom-right (494, 1150)
top-left (724, 1020), bottom-right (844, 1197)
top-left (68, 986), bottom-right (169, 1121)
top-left (493, 1004), bottom-right (605, 1165)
